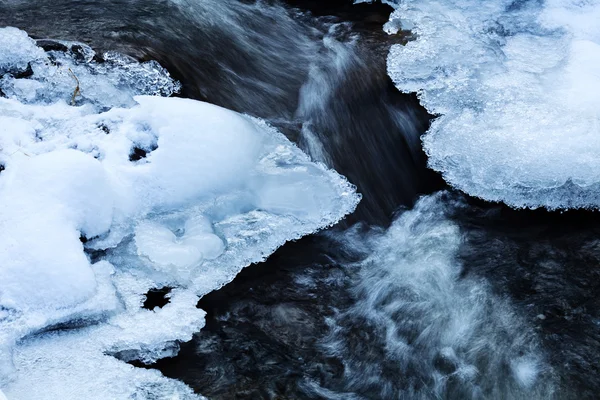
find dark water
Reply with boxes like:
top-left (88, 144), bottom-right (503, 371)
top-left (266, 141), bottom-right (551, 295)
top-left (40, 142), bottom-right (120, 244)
top-left (143, 194), bottom-right (600, 400)
top-left (3, 0), bottom-right (600, 399)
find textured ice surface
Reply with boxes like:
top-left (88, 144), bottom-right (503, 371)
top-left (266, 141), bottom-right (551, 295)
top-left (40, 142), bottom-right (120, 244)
top-left (0, 27), bottom-right (180, 109)
top-left (386, 0), bottom-right (600, 209)
top-left (0, 28), bottom-right (359, 399)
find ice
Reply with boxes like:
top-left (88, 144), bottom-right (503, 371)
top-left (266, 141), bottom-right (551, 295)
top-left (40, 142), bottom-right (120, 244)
top-left (386, 0), bottom-right (600, 209)
top-left (6, 290), bottom-right (207, 400)
top-left (135, 221), bottom-right (225, 268)
top-left (0, 27), bottom-right (45, 74)
top-left (0, 28), bottom-right (360, 399)
top-left (0, 27), bottom-right (180, 109)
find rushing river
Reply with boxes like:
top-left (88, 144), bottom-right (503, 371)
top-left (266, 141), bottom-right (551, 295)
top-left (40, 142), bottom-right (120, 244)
top-left (1, 0), bottom-right (600, 399)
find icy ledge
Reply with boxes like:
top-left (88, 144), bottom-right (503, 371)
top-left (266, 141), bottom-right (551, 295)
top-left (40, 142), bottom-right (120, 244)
top-left (0, 27), bottom-right (360, 399)
top-left (385, 0), bottom-right (600, 209)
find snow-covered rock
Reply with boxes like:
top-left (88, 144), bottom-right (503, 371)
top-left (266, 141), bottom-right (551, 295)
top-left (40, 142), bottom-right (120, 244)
top-left (0, 27), bottom-right (360, 399)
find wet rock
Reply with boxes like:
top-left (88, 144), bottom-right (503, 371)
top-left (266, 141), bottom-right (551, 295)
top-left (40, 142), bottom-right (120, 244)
top-left (98, 124), bottom-right (110, 134)
top-left (70, 44), bottom-right (88, 60)
top-left (36, 39), bottom-right (69, 52)
top-left (129, 144), bottom-right (157, 162)
top-left (4, 62), bottom-right (34, 79)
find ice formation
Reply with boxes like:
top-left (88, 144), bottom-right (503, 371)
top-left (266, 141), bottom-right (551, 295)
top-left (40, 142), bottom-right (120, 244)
top-left (385, 0), bottom-right (600, 209)
top-left (0, 27), bottom-right (360, 399)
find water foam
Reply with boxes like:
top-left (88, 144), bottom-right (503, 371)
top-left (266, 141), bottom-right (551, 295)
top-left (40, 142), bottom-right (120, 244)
top-left (315, 193), bottom-right (554, 398)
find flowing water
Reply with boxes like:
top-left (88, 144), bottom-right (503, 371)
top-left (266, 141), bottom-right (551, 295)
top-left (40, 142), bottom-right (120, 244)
top-left (1, 0), bottom-right (600, 399)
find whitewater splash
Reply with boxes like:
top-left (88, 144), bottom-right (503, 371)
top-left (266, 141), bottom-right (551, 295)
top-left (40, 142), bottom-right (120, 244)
top-left (385, 0), bottom-right (600, 209)
top-left (0, 27), bottom-right (359, 399)
top-left (303, 193), bottom-right (555, 399)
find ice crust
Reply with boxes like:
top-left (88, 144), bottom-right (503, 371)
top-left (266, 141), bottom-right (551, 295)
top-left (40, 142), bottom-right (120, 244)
top-left (0, 27), bottom-right (360, 399)
top-left (385, 0), bottom-right (600, 209)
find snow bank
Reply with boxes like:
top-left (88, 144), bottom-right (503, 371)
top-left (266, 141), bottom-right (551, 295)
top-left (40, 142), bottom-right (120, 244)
top-left (385, 0), bottom-right (600, 209)
top-left (0, 27), bottom-right (359, 399)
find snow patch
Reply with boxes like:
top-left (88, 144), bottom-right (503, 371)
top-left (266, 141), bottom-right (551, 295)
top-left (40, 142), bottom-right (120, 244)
top-left (0, 28), bottom-right (359, 399)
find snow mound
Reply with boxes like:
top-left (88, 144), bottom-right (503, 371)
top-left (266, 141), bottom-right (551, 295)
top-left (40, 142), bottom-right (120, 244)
top-left (386, 0), bottom-right (600, 209)
top-left (0, 28), bottom-right (360, 399)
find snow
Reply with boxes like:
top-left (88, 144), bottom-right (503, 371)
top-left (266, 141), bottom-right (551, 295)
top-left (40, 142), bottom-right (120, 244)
top-left (0, 150), bottom-right (112, 310)
top-left (0, 28), bottom-right (45, 74)
top-left (0, 28), bottom-right (360, 399)
top-left (386, 0), bottom-right (600, 209)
